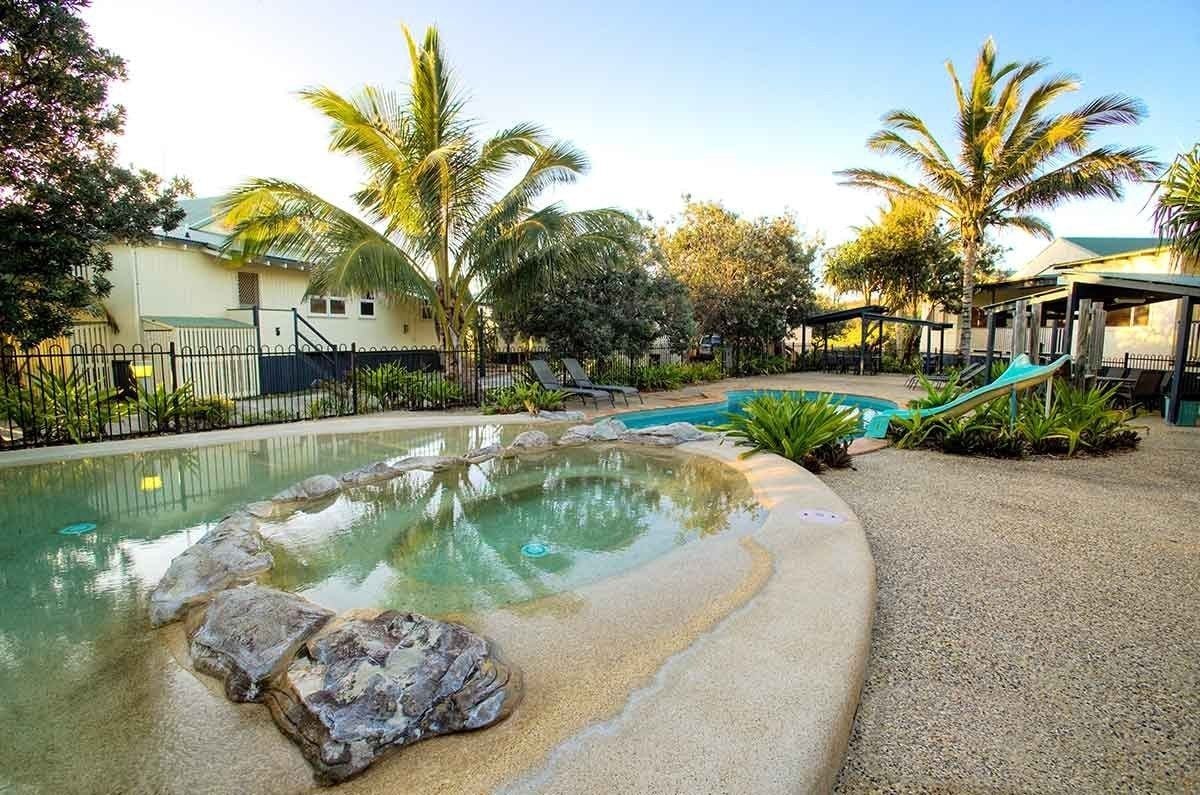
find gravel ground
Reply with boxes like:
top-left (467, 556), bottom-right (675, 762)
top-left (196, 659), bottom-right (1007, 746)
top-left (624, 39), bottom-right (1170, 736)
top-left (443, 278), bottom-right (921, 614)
top-left (826, 418), bottom-right (1200, 793)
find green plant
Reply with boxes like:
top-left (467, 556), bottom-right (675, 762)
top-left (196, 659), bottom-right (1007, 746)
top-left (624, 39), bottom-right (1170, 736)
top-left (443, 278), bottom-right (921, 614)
top-left (219, 26), bottom-right (633, 353)
top-left (908, 371), bottom-right (963, 409)
top-left (137, 382), bottom-right (194, 433)
top-left (186, 396), bottom-right (235, 429)
top-left (420, 374), bottom-right (465, 407)
top-left (483, 382), bottom-right (564, 415)
top-left (22, 369), bottom-right (129, 443)
top-left (735, 354), bottom-right (789, 377)
top-left (839, 38), bottom-right (1157, 359)
top-left (714, 393), bottom-right (861, 473)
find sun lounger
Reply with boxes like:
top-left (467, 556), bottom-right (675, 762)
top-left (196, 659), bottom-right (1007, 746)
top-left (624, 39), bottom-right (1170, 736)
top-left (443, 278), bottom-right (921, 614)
top-left (529, 359), bottom-right (614, 408)
top-left (561, 358), bottom-right (643, 406)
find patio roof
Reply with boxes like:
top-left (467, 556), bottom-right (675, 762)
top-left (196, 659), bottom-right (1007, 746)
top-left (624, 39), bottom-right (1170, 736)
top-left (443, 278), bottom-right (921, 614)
top-left (981, 272), bottom-right (1200, 316)
top-left (805, 305), bottom-right (888, 325)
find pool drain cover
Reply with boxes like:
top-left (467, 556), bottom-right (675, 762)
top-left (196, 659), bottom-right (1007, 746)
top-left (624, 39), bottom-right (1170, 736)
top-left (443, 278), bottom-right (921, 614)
top-left (59, 522), bottom-right (97, 536)
top-left (521, 542), bottom-right (549, 558)
top-left (797, 510), bottom-right (844, 524)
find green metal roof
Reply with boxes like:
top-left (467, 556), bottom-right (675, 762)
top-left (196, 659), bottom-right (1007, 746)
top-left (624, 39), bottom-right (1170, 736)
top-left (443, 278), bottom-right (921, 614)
top-left (1062, 237), bottom-right (1164, 258)
top-left (142, 315), bottom-right (255, 329)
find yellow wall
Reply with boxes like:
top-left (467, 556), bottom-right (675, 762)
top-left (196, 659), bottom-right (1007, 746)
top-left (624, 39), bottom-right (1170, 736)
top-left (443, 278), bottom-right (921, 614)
top-left (103, 241), bottom-right (438, 349)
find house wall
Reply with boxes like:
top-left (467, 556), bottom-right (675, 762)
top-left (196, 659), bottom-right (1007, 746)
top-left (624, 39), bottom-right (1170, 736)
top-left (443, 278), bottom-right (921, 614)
top-left (102, 241), bottom-right (438, 350)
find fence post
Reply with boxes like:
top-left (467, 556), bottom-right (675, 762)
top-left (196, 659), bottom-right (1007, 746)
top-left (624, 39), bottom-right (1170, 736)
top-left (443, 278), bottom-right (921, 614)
top-left (350, 342), bottom-right (358, 415)
top-left (475, 315), bottom-right (486, 401)
top-left (1124, 351), bottom-right (1130, 369)
top-left (169, 342), bottom-right (179, 392)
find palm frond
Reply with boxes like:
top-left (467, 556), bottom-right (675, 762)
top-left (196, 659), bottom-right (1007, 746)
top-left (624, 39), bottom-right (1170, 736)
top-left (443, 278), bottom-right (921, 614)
top-left (1152, 144), bottom-right (1200, 267)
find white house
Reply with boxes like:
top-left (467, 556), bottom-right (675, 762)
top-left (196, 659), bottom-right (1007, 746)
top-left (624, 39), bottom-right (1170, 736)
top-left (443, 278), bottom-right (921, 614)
top-left (76, 197), bottom-right (438, 353)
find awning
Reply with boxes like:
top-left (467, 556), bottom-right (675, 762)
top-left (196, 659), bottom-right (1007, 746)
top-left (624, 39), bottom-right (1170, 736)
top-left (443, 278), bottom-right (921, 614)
top-left (142, 315), bottom-right (255, 330)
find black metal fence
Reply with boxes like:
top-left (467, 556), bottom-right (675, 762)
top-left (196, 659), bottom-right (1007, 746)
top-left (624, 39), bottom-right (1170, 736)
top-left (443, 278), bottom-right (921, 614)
top-left (0, 341), bottom-right (722, 449)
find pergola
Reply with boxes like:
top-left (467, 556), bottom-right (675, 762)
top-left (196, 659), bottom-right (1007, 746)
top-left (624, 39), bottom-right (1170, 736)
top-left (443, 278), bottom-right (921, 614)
top-left (802, 305), bottom-right (954, 375)
top-left (980, 271), bottom-right (1200, 424)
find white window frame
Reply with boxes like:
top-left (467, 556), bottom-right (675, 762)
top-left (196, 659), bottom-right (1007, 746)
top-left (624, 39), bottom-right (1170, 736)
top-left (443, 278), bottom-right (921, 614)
top-left (359, 292), bottom-right (376, 319)
top-left (309, 295), bottom-right (347, 317)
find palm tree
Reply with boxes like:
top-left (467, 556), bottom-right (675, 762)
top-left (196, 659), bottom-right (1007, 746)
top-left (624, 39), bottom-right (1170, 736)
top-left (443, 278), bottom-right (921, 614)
top-left (218, 26), bottom-right (634, 354)
top-left (1152, 143), bottom-right (1200, 269)
top-left (837, 38), bottom-right (1158, 358)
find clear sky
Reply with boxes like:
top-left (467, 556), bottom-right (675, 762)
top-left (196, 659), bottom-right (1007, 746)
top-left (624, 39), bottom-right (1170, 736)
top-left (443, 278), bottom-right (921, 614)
top-left (85, 0), bottom-right (1199, 271)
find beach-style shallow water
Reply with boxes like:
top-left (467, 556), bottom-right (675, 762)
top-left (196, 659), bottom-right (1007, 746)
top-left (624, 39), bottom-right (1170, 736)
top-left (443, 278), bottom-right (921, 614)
top-left (0, 425), bottom-right (760, 792)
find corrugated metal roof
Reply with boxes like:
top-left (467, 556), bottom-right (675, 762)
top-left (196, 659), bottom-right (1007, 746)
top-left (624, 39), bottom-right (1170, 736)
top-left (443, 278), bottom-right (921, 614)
top-left (142, 315), bottom-right (255, 329)
top-left (154, 196), bottom-right (309, 267)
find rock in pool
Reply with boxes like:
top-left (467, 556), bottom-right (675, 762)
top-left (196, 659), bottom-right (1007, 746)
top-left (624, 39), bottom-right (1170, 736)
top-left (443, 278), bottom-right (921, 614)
top-left (149, 512), bottom-right (273, 626)
top-left (509, 430), bottom-right (552, 450)
top-left (265, 610), bottom-right (523, 784)
top-left (189, 585), bottom-right (334, 702)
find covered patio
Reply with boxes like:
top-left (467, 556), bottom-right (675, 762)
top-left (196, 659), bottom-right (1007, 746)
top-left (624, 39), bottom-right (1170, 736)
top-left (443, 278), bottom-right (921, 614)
top-left (801, 305), bottom-right (954, 376)
top-left (979, 272), bottom-right (1200, 425)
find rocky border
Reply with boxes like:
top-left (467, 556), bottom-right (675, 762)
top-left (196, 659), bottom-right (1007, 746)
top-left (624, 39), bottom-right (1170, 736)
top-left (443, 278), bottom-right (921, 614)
top-left (148, 418), bottom-right (714, 785)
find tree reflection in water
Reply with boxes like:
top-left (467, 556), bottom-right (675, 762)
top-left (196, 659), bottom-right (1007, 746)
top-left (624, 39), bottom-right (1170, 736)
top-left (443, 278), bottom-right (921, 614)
top-left (264, 447), bottom-right (762, 615)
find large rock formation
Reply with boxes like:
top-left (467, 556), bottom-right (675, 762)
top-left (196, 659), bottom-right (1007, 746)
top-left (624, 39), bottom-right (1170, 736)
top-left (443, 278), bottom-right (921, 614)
top-left (265, 611), bottom-right (523, 784)
top-left (464, 443), bottom-right (503, 464)
top-left (189, 585), bottom-right (334, 702)
top-left (557, 418), bottom-right (628, 446)
top-left (619, 422), bottom-right (713, 446)
top-left (509, 430), bottom-right (552, 450)
top-left (149, 512), bottom-right (273, 626)
top-left (392, 454), bottom-right (464, 473)
top-left (338, 460), bottom-right (402, 487)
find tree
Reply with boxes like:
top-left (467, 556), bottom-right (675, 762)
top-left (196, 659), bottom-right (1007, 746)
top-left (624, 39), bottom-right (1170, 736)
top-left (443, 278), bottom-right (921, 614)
top-left (1152, 143), bottom-right (1200, 269)
top-left (659, 201), bottom-right (818, 347)
top-left (0, 0), bottom-right (189, 346)
top-left (499, 258), bottom-right (696, 359)
top-left (824, 198), bottom-right (962, 316)
top-left (219, 26), bottom-right (633, 354)
top-left (837, 38), bottom-right (1158, 358)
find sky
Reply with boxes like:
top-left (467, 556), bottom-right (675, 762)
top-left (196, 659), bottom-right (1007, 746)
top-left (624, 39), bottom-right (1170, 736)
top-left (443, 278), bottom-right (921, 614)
top-left (84, 0), bottom-right (1200, 272)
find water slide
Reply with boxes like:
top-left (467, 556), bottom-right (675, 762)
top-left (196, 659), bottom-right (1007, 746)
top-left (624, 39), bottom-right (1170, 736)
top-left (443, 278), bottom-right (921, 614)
top-left (864, 354), bottom-right (1072, 439)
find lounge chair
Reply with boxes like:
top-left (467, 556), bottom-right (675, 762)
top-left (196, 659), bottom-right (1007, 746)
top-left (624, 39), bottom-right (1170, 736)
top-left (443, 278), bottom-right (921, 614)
top-left (528, 359), bottom-right (614, 408)
top-left (561, 358), bottom-right (643, 406)
top-left (906, 361), bottom-right (984, 390)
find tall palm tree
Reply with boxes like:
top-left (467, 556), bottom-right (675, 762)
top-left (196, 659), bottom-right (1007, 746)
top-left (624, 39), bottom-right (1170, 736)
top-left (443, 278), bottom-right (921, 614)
top-left (218, 26), bottom-right (634, 353)
top-left (1152, 143), bottom-right (1200, 270)
top-left (837, 38), bottom-right (1158, 358)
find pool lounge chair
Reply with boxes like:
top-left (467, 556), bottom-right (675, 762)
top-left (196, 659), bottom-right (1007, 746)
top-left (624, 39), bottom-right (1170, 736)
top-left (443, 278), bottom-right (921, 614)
top-left (905, 361), bottom-right (985, 390)
top-left (529, 359), bottom-right (614, 408)
top-left (561, 358), bottom-right (643, 406)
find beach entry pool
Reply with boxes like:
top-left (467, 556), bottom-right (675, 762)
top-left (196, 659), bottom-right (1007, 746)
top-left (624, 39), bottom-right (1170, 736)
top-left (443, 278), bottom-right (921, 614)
top-left (260, 445), bottom-right (762, 615)
top-left (0, 423), bottom-right (761, 792)
top-left (617, 390), bottom-right (898, 434)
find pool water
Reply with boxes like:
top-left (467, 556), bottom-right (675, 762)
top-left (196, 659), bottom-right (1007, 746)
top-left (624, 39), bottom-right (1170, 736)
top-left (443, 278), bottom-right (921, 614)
top-left (0, 424), bottom-right (759, 792)
top-left (617, 390), bottom-right (898, 435)
top-left (261, 446), bottom-right (762, 615)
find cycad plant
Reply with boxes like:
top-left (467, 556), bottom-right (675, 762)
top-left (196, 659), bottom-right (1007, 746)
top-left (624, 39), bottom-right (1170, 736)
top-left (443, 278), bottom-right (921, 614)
top-left (838, 38), bottom-right (1157, 357)
top-left (218, 26), bottom-right (633, 354)
top-left (714, 393), bottom-right (861, 472)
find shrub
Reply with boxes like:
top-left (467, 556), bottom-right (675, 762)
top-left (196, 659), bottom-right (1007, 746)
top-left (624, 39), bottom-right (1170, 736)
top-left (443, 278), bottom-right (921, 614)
top-left (888, 380), bottom-right (1142, 459)
top-left (137, 383), bottom-right (195, 433)
top-left (13, 370), bottom-right (130, 443)
top-left (356, 363), bottom-right (465, 410)
top-left (908, 372), bottom-right (964, 409)
top-left (187, 396), bottom-right (236, 429)
top-left (713, 392), bottom-right (861, 473)
top-left (734, 353), bottom-right (790, 377)
top-left (483, 383), bottom-right (565, 415)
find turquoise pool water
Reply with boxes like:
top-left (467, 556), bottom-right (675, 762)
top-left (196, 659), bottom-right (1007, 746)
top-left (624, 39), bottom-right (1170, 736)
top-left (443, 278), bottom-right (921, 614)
top-left (617, 390), bottom-right (899, 434)
top-left (0, 426), bottom-right (760, 791)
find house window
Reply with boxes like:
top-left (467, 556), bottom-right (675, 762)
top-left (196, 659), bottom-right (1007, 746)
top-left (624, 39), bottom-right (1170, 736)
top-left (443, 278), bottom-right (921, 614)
top-left (1133, 305), bottom-right (1150, 326)
top-left (420, 301), bottom-right (434, 320)
top-left (309, 295), bottom-right (347, 317)
top-left (237, 271), bottom-right (260, 307)
top-left (360, 292), bottom-right (376, 318)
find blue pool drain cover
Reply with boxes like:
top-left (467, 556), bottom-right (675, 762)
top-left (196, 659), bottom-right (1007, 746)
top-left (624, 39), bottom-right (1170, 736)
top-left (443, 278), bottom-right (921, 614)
top-left (521, 542), bottom-right (549, 558)
top-left (59, 522), bottom-right (97, 536)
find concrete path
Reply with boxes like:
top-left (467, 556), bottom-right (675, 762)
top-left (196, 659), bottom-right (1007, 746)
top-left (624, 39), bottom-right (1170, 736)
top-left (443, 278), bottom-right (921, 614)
top-left (825, 417), bottom-right (1200, 792)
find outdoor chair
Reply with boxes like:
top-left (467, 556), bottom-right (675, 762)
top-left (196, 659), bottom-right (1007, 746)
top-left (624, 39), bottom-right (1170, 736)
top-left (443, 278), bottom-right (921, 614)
top-left (907, 361), bottom-right (984, 390)
top-left (528, 359), bottom-right (614, 408)
top-left (561, 358), bottom-right (643, 405)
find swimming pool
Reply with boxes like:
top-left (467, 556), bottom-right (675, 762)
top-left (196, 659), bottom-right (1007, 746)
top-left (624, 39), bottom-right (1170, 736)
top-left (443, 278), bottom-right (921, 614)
top-left (0, 424), bottom-right (761, 791)
top-left (616, 390), bottom-right (899, 434)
